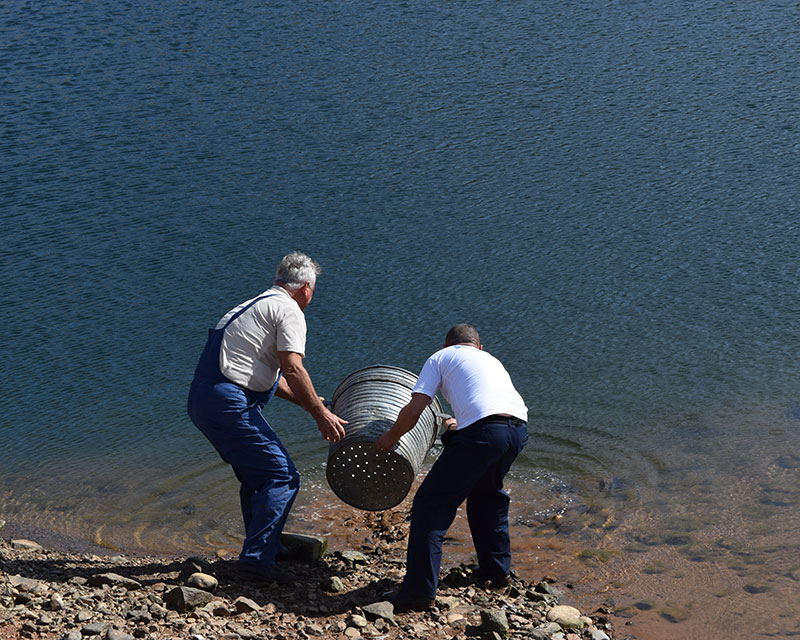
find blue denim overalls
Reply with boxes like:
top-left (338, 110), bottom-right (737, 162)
top-left (187, 293), bottom-right (300, 568)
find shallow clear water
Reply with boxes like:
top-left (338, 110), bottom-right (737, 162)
top-left (2, 1), bottom-right (799, 637)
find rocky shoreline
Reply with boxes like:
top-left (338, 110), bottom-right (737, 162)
top-left (0, 515), bottom-right (616, 640)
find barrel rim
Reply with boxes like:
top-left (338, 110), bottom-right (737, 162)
top-left (330, 364), bottom-right (420, 404)
top-left (330, 364), bottom-right (445, 447)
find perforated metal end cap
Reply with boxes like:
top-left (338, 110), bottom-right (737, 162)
top-left (325, 441), bottom-right (414, 511)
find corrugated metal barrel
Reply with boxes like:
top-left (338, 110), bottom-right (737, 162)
top-left (326, 365), bottom-right (443, 511)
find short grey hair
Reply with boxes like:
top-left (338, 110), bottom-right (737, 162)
top-left (445, 324), bottom-right (480, 347)
top-left (275, 252), bottom-right (321, 290)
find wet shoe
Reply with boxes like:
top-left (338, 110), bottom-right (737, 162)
top-left (237, 562), bottom-right (294, 585)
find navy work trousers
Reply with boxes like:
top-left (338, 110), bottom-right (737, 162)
top-left (399, 416), bottom-right (528, 600)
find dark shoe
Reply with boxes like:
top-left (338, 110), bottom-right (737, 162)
top-left (490, 573), bottom-right (510, 588)
top-left (237, 562), bottom-right (294, 585)
top-left (393, 595), bottom-right (436, 613)
top-left (473, 568), bottom-right (511, 589)
top-left (275, 545), bottom-right (304, 562)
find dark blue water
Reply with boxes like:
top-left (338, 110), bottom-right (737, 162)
top-left (2, 2), bottom-right (799, 637)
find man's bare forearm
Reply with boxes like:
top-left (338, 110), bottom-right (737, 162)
top-left (374, 393), bottom-right (432, 451)
top-left (279, 358), bottom-right (326, 417)
top-left (275, 375), bottom-right (300, 406)
top-left (385, 403), bottom-right (422, 440)
top-left (278, 350), bottom-right (347, 442)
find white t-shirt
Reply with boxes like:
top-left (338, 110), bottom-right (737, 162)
top-left (412, 344), bottom-right (528, 429)
top-left (216, 285), bottom-right (306, 391)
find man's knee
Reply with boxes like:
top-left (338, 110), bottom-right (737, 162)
top-left (411, 484), bottom-right (442, 513)
top-left (235, 459), bottom-right (299, 488)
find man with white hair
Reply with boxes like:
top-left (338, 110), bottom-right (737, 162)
top-left (188, 252), bottom-right (346, 583)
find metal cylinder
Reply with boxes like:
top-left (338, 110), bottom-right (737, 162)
top-left (326, 365), bottom-right (443, 511)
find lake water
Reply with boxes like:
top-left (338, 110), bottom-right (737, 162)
top-left (2, 1), bottom-right (799, 638)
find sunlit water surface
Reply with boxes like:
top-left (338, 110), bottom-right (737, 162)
top-left (2, 2), bottom-right (799, 638)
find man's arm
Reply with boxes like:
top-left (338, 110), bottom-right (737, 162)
top-left (275, 376), bottom-right (328, 407)
top-left (275, 376), bottom-right (300, 404)
top-left (374, 393), bottom-right (432, 451)
top-left (278, 351), bottom-right (347, 442)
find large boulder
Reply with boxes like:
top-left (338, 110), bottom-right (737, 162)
top-left (281, 532), bottom-right (327, 562)
top-left (480, 608), bottom-right (509, 634)
top-left (361, 601), bottom-right (395, 623)
top-left (87, 573), bottom-right (142, 590)
top-left (164, 586), bottom-right (216, 612)
top-left (8, 576), bottom-right (46, 594)
top-left (185, 572), bottom-right (218, 592)
top-left (11, 539), bottom-right (43, 552)
top-left (234, 596), bottom-right (261, 613)
top-left (546, 605), bottom-right (584, 629)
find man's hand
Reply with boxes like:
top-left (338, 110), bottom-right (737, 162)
top-left (442, 417), bottom-right (457, 431)
top-left (373, 393), bottom-right (432, 453)
top-left (375, 430), bottom-right (400, 452)
top-left (315, 406), bottom-right (347, 442)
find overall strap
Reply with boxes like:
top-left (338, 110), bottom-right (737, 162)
top-left (221, 293), bottom-right (280, 331)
